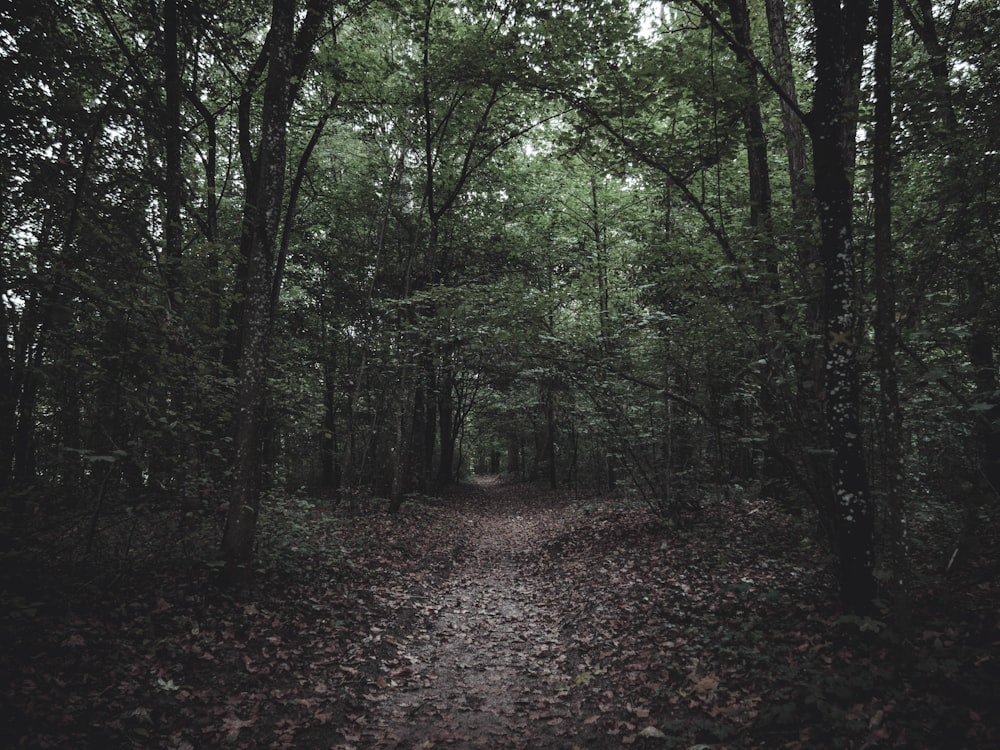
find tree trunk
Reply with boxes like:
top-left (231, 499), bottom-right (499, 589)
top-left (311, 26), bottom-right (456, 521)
top-left (506, 433), bottom-right (520, 475)
top-left (12, 362), bottom-right (39, 487)
top-left (437, 365), bottom-right (456, 486)
top-left (764, 0), bottom-right (830, 527)
top-left (185, 93), bottom-right (222, 332)
top-left (726, 0), bottom-right (787, 492)
top-left (321, 360), bottom-right (339, 490)
top-left (589, 178), bottom-right (612, 355)
top-left (388, 379), bottom-right (410, 512)
top-left (162, 0), bottom-right (184, 312)
top-left (765, 0), bottom-right (811, 223)
top-left (422, 368), bottom-right (438, 489)
top-left (725, 0), bottom-right (774, 250)
top-left (545, 390), bottom-right (557, 490)
top-left (808, 0), bottom-right (877, 615)
top-left (407, 372), bottom-right (434, 494)
top-left (873, 0), bottom-right (910, 632)
top-left (221, 0), bottom-right (297, 585)
top-left (219, 0), bottom-right (333, 576)
top-left (0, 286), bottom-right (16, 492)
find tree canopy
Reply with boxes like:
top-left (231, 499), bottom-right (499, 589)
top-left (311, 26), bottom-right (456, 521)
top-left (2, 0), bottom-right (999, 612)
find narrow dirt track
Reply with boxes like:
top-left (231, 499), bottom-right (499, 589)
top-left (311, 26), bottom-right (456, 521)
top-left (356, 478), bottom-right (606, 749)
top-left (4, 475), bottom-right (995, 749)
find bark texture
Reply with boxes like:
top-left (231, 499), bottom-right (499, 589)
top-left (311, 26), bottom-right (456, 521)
top-left (222, 0), bottom-right (297, 583)
top-left (873, 0), bottom-right (910, 632)
top-left (808, 0), bottom-right (877, 614)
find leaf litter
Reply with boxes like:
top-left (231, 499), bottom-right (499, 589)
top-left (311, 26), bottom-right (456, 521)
top-left (1, 476), bottom-right (997, 749)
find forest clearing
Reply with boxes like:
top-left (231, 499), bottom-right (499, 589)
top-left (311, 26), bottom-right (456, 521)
top-left (2, 477), bottom-right (997, 748)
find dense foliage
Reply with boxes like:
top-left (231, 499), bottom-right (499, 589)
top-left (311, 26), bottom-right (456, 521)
top-left (1, 0), bottom-right (998, 643)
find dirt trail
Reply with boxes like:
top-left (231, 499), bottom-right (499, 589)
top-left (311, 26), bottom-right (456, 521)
top-left (357, 479), bottom-right (601, 749)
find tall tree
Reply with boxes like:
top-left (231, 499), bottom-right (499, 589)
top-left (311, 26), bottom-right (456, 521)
top-left (162, 0), bottom-right (184, 310)
top-left (221, 0), bottom-right (333, 583)
top-left (872, 0), bottom-right (909, 632)
top-left (807, 0), bottom-right (877, 614)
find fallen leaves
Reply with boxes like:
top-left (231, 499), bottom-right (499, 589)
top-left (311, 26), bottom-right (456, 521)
top-left (2, 479), bottom-right (998, 749)
top-left (220, 714), bottom-right (255, 742)
top-left (685, 673), bottom-right (721, 696)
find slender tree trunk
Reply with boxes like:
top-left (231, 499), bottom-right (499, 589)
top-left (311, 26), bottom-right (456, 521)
top-left (808, 0), bottom-right (877, 615)
top-left (725, 0), bottom-right (774, 250)
top-left (873, 0), bottom-right (910, 632)
top-left (410, 378), bottom-right (426, 493)
top-left (321, 359), bottom-right (339, 490)
top-left (764, 0), bottom-right (833, 529)
top-left (10, 288), bottom-right (51, 490)
top-left (339, 348), bottom-right (366, 491)
top-left (422, 367), bottom-right (438, 489)
top-left (12, 358), bottom-right (39, 486)
top-left (388, 375), bottom-right (411, 512)
top-left (765, 0), bottom-right (811, 223)
top-left (221, 0), bottom-right (296, 584)
top-left (437, 365), bottom-right (456, 486)
top-left (223, 40), bottom-right (271, 374)
top-left (0, 276), bottom-right (15, 491)
top-left (726, 0), bottom-right (789, 491)
top-left (185, 94), bottom-right (222, 332)
top-left (589, 178), bottom-right (612, 355)
top-left (163, 0), bottom-right (184, 311)
top-left (545, 390), bottom-right (557, 490)
top-left (220, 0), bottom-right (332, 576)
top-left (506, 433), bottom-right (520, 475)
top-left (899, 0), bottom-right (957, 129)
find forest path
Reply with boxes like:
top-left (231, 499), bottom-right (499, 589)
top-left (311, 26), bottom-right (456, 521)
top-left (355, 477), bottom-right (605, 749)
top-left (4, 478), bottom-right (985, 749)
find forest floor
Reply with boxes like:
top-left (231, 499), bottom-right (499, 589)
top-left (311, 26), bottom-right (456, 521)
top-left (1, 477), bottom-right (998, 749)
